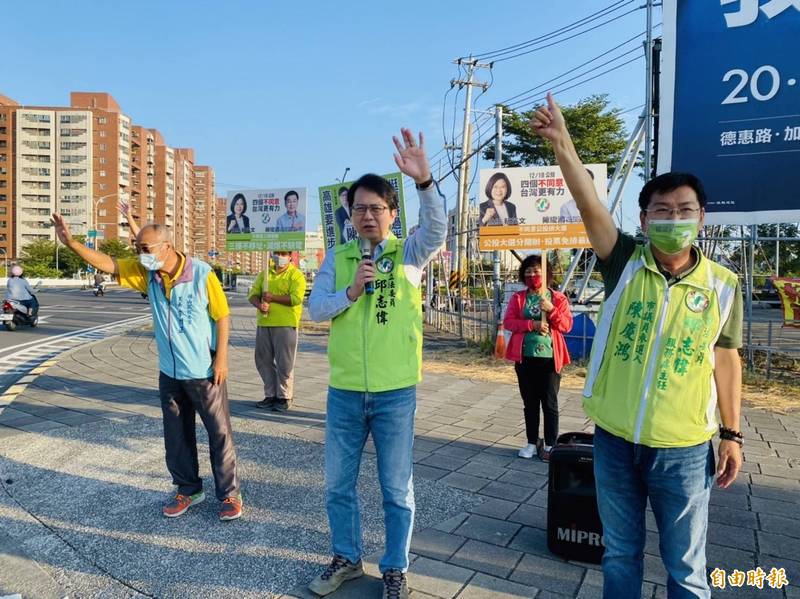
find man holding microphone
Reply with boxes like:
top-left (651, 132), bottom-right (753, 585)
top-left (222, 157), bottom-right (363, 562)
top-left (307, 128), bottom-right (447, 598)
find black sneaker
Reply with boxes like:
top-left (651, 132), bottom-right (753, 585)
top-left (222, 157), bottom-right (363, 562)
top-left (256, 397), bottom-right (277, 409)
top-left (273, 398), bottom-right (292, 412)
top-left (308, 555), bottom-right (363, 596)
top-left (382, 569), bottom-right (408, 599)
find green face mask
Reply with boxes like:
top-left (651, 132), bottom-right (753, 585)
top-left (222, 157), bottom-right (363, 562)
top-left (646, 219), bottom-right (699, 255)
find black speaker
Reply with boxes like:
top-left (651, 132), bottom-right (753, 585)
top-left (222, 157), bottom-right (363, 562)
top-left (546, 431), bottom-right (605, 564)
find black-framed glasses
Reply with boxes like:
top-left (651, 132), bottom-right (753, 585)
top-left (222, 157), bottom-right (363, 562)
top-left (646, 207), bottom-right (701, 219)
top-left (352, 204), bottom-right (389, 216)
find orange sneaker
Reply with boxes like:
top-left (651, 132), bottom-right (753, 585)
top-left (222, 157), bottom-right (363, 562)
top-left (163, 491), bottom-right (205, 518)
top-left (219, 495), bottom-right (243, 521)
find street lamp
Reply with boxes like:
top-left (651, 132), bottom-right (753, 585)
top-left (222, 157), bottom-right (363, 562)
top-left (336, 167), bottom-right (350, 183)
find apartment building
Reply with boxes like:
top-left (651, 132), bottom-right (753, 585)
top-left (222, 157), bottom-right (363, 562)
top-left (173, 148), bottom-right (194, 254)
top-left (150, 129), bottom-right (175, 233)
top-left (193, 165), bottom-right (215, 259)
top-left (70, 92), bottom-right (130, 242)
top-left (0, 95), bottom-right (17, 260)
top-left (1, 90), bottom-right (216, 261)
top-left (9, 105), bottom-right (93, 254)
top-left (130, 125), bottom-right (156, 231)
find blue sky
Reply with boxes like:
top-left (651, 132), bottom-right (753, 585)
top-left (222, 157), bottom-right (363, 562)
top-left (4, 0), bottom-right (658, 233)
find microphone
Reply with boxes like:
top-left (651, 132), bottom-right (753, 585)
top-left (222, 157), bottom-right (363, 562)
top-left (359, 237), bottom-right (375, 295)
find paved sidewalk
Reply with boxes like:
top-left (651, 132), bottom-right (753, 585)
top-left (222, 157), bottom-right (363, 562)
top-left (0, 312), bottom-right (799, 598)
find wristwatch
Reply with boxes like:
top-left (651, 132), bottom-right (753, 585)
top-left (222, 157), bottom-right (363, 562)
top-left (415, 177), bottom-right (434, 190)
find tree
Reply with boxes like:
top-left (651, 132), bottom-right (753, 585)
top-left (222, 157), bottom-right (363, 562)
top-left (20, 239), bottom-right (57, 268)
top-left (99, 238), bottom-right (135, 260)
top-left (18, 239), bottom-right (63, 279)
top-left (483, 94), bottom-right (630, 169)
top-left (58, 234), bottom-right (87, 277)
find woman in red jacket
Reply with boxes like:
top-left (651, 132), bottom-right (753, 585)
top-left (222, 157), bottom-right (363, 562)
top-left (504, 255), bottom-right (573, 461)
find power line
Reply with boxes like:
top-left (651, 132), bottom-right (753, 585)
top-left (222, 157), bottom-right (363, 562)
top-left (433, 55), bottom-right (645, 188)
top-left (496, 30), bottom-right (649, 106)
top-left (492, 6), bottom-right (644, 63)
top-left (469, 0), bottom-right (634, 60)
top-left (512, 54), bottom-right (644, 113)
top-left (506, 46), bottom-right (644, 110)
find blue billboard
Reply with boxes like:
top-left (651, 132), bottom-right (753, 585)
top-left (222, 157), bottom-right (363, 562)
top-left (659, 0), bottom-right (800, 224)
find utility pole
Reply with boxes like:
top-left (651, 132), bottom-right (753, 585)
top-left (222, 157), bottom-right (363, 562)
top-left (451, 57), bottom-right (490, 337)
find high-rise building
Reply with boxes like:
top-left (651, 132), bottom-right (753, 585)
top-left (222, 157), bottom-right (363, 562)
top-left (151, 129), bottom-right (175, 232)
top-left (9, 104), bottom-right (93, 254)
top-left (70, 92), bottom-right (131, 242)
top-left (193, 165), bottom-right (215, 259)
top-left (173, 148), bottom-right (194, 254)
top-left (129, 125), bottom-right (156, 232)
top-left (1, 90), bottom-right (213, 261)
top-left (0, 95), bottom-right (18, 261)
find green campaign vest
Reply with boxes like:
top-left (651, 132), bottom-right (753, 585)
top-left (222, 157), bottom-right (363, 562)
top-left (329, 236), bottom-right (422, 392)
top-left (583, 244), bottom-right (738, 448)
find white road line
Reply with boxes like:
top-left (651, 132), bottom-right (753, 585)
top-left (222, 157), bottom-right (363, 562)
top-left (0, 315), bottom-right (149, 355)
top-left (0, 316), bottom-right (150, 392)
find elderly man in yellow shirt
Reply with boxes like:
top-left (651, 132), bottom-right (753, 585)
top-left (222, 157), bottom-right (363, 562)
top-left (249, 251), bottom-right (307, 412)
top-left (51, 215), bottom-right (242, 522)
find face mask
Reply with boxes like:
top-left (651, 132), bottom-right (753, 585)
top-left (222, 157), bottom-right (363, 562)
top-left (524, 275), bottom-right (543, 290)
top-left (274, 256), bottom-right (290, 268)
top-left (646, 219), bottom-right (699, 255)
top-left (139, 252), bottom-right (164, 271)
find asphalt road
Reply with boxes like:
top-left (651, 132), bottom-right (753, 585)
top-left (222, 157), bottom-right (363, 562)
top-left (0, 287), bottom-right (151, 394)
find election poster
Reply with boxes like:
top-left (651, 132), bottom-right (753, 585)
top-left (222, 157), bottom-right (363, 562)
top-left (225, 188), bottom-right (307, 251)
top-left (659, 0), bottom-right (800, 224)
top-left (318, 172), bottom-right (407, 250)
top-left (477, 164), bottom-right (607, 251)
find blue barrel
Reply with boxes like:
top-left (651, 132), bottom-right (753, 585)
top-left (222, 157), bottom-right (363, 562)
top-left (564, 313), bottom-right (596, 361)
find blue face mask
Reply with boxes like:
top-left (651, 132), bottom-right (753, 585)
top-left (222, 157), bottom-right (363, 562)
top-left (139, 252), bottom-right (164, 271)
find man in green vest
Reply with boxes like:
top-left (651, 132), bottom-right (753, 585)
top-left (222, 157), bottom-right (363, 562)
top-left (531, 93), bottom-right (743, 599)
top-left (307, 129), bottom-right (446, 599)
top-left (248, 251), bottom-right (307, 411)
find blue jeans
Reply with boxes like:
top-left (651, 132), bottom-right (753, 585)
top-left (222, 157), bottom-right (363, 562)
top-left (593, 426), bottom-right (715, 599)
top-left (325, 385), bottom-right (416, 573)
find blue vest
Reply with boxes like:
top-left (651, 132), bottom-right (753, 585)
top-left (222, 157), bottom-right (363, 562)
top-left (147, 256), bottom-right (217, 380)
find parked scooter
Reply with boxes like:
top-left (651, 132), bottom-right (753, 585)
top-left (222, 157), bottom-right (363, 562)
top-left (1, 295), bottom-right (39, 331)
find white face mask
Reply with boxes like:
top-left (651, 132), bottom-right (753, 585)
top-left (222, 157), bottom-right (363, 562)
top-left (274, 256), bottom-right (290, 268)
top-left (139, 252), bottom-right (164, 271)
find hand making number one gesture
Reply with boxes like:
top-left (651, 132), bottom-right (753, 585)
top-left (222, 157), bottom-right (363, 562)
top-left (530, 92), bottom-right (569, 144)
top-left (392, 128), bottom-right (431, 186)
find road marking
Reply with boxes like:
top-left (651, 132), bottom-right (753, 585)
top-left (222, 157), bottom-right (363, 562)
top-left (0, 315), bottom-right (149, 356)
top-left (0, 315), bottom-right (151, 406)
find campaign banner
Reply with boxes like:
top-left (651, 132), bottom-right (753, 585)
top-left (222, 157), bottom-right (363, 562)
top-left (318, 172), bottom-right (407, 250)
top-left (477, 164), bottom-right (607, 251)
top-left (225, 188), bottom-right (307, 251)
top-left (772, 277), bottom-right (800, 327)
top-left (659, 0), bottom-right (800, 224)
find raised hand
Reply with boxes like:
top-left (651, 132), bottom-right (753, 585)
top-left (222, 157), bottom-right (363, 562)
top-left (51, 213), bottom-right (74, 245)
top-left (530, 92), bottom-right (568, 143)
top-left (392, 128), bottom-right (431, 185)
top-left (118, 201), bottom-right (130, 217)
